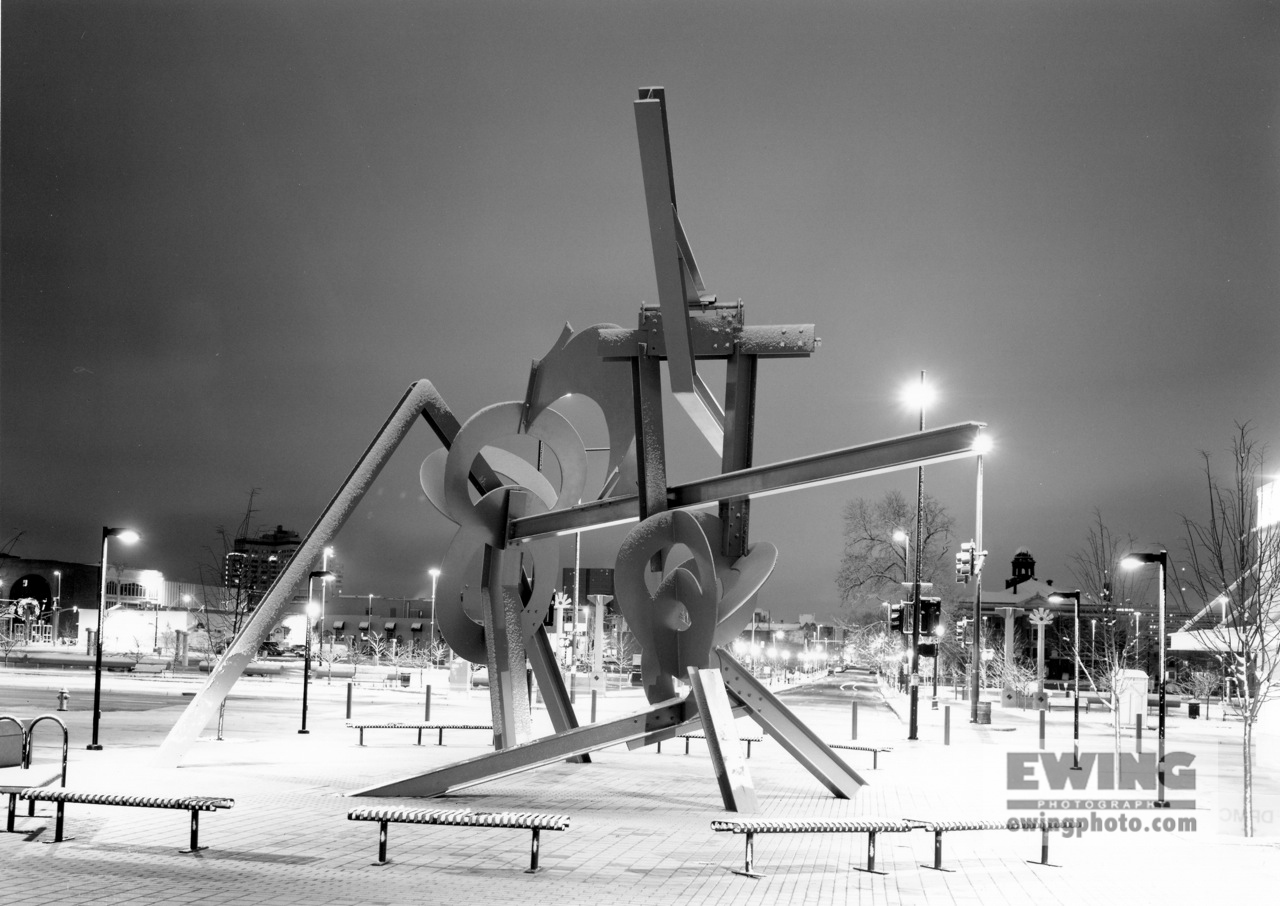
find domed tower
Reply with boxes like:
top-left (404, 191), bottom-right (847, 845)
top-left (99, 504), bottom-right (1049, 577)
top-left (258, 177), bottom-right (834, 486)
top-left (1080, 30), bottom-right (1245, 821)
top-left (1006, 548), bottom-right (1036, 591)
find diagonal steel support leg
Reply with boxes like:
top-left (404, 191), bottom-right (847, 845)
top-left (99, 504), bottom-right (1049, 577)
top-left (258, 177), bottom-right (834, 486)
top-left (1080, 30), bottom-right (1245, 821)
top-left (715, 647), bottom-right (867, 799)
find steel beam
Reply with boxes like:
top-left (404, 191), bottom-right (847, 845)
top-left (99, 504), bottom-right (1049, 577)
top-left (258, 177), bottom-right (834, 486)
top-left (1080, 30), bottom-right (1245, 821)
top-left (634, 87), bottom-right (723, 449)
top-left (509, 422), bottom-right (986, 541)
top-left (156, 380), bottom-right (463, 765)
top-left (716, 648), bottom-right (867, 799)
top-left (688, 667), bottom-right (758, 813)
top-left (349, 696), bottom-right (700, 799)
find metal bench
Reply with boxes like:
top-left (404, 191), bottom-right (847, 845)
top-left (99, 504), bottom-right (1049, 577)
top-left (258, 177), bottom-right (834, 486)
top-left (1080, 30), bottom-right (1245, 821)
top-left (18, 789), bottom-right (234, 851)
top-left (711, 818), bottom-right (914, 877)
top-left (347, 722), bottom-right (493, 746)
top-left (1, 714), bottom-right (68, 833)
top-left (664, 730), bottom-right (764, 758)
top-left (907, 818), bottom-right (1058, 870)
top-left (827, 742), bottom-right (892, 769)
top-left (349, 807), bottom-right (569, 872)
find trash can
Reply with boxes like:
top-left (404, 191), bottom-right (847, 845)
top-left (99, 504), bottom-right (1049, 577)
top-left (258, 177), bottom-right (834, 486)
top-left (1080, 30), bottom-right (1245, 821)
top-left (399, 673), bottom-right (410, 687)
top-left (1188, 701), bottom-right (1200, 720)
top-left (976, 701), bottom-right (992, 725)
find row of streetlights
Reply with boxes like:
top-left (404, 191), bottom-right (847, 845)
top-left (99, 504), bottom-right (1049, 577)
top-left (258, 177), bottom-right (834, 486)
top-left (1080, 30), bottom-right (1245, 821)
top-left (298, 561), bottom-right (442, 734)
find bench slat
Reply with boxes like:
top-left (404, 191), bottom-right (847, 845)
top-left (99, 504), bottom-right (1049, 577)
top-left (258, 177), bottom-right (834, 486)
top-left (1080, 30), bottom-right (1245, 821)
top-left (712, 819), bottom-right (911, 834)
top-left (21, 789), bottom-right (233, 810)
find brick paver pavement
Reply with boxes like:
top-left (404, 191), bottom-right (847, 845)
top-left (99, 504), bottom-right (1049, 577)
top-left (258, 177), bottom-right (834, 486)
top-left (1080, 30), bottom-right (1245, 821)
top-left (1, 668), bottom-right (1276, 905)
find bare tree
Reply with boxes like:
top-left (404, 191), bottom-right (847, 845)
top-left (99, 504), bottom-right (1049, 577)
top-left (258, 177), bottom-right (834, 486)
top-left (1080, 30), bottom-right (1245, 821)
top-left (193, 489), bottom-right (262, 653)
top-left (836, 489), bottom-right (956, 627)
top-left (1180, 424), bottom-right (1280, 837)
top-left (1186, 669), bottom-right (1221, 720)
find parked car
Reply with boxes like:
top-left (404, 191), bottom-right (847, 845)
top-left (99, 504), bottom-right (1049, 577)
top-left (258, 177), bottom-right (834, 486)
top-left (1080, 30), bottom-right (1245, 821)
top-left (257, 640), bottom-right (286, 658)
top-left (471, 666), bottom-right (489, 687)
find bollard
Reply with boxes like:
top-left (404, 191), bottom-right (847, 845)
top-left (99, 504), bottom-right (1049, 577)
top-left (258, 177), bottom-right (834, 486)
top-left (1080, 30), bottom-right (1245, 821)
top-left (944, 705), bottom-right (951, 745)
top-left (424, 684), bottom-right (432, 722)
top-left (591, 690), bottom-right (598, 723)
top-left (851, 701), bottom-right (858, 740)
top-left (1039, 710), bottom-right (1046, 750)
top-left (1135, 714), bottom-right (1142, 754)
top-left (346, 682), bottom-right (354, 720)
top-left (57, 689), bottom-right (70, 712)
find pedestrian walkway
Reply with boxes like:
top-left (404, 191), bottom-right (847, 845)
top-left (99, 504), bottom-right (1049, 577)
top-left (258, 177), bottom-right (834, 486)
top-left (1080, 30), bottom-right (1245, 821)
top-left (1, 668), bottom-right (1276, 905)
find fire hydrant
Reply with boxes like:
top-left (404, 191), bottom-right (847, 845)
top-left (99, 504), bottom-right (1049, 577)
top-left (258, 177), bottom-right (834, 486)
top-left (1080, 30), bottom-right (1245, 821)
top-left (56, 689), bottom-right (69, 712)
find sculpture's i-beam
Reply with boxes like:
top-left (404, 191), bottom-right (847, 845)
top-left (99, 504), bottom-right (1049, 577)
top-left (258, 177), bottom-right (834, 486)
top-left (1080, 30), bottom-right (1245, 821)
top-left (156, 89), bottom-right (988, 814)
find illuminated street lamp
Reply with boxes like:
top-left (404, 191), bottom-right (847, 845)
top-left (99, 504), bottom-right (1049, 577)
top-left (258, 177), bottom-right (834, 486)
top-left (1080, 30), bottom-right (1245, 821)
top-left (901, 371), bottom-right (931, 741)
top-left (1048, 590), bottom-right (1083, 771)
top-left (1121, 550), bottom-right (1170, 807)
top-left (299, 570), bottom-right (334, 734)
top-left (321, 546), bottom-right (334, 658)
top-left (428, 566), bottom-right (441, 661)
top-left (52, 570), bottom-right (63, 641)
top-left (88, 526), bottom-right (140, 751)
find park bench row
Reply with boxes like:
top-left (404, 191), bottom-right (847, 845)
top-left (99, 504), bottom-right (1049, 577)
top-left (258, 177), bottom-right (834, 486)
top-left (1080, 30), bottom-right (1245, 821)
top-left (4, 787), bottom-right (1063, 878)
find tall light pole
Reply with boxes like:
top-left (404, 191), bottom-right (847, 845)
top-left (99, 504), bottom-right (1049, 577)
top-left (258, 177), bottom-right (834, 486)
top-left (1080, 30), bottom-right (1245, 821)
top-left (300, 570), bottom-right (333, 734)
top-left (52, 570), bottom-right (62, 642)
top-left (970, 435), bottom-right (990, 722)
top-left (428, 566), bottom-right (441, 661)
top-left (1122, 550), bottom-right (1170, 807)
top-left (1049, 590), bottom-right (1082, 770)
top-left (902, 372), bottom-right (933, 741)
top-left (88, 526), bottom-right (140, 751)
top-left (321, 546), bottom-right (333, 657)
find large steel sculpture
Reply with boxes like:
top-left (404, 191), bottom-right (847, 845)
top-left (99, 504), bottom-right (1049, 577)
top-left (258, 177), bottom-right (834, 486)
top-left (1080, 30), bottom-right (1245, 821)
top-left (157, 89), bottom-right (986, 812)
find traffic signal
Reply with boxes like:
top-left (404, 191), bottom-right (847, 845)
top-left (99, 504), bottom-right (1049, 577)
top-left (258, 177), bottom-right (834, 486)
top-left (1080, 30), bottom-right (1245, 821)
top-left (919, 597), bottom-right (942, 635)
top-left (955, 541), bottom-right (975, 583)
top-left (890, 603), bottom-right (905, 634)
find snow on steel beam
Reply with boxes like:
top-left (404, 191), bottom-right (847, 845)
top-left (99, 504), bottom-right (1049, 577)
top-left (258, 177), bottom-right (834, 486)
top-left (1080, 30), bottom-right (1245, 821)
top-left (508, 422), bottom-right (987, 541)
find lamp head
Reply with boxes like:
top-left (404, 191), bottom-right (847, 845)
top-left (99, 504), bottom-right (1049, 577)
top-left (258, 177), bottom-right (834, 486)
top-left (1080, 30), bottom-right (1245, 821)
top-left (428, 567), bottom-right (441, 579)
top-left (105, 527), bottom-right (140, 544)
top-left (1121, 552), bottom-right (1165, 570)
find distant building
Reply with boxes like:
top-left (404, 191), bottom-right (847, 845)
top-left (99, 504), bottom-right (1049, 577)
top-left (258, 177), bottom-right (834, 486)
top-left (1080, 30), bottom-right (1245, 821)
top-left (223, 525), bottom-right (301, 601)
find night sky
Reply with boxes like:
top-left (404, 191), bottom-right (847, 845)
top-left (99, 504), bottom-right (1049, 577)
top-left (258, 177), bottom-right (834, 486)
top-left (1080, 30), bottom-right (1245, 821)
top-left (3, 1), bottom-right (1278, 621)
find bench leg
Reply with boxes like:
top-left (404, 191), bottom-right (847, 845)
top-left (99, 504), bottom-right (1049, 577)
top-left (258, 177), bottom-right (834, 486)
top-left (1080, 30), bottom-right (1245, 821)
top-left (921, 829), bottom-right (954, 872)
top-left (373, 819), bottom-right (390, 866)
top-left (872, 751), bottom-right (879, 769)
top-left (1027, 822), bottom-right (1058, 868)
top-left (358, 728), bottom-right (365, 746)
top-left (852, 830), bottom-right (889, 875)
top-left (6, 792), bottom-right (14, 833)
top-left (746, 740), bottom-right (752, 758)
top-left (438, 728), bottom-right (445, 746)
top-left (416, 729), bottom-right (423, 746)
top-left (728, 830), bottom-right (764, 879)
top-left (54, 802), bottom-right (65, 843)
top-left (525, 827), bottom-right (541, 873)
top-left (685, 737), bottom-right (691, 755)
top-left (180, 809), bottom-right (205, 853)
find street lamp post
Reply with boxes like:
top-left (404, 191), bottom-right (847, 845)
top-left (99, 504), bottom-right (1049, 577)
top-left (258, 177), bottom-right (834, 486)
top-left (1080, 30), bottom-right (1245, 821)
top-left (321, 546), bottom-right (333, 659)
top-left (1122, 550), bottom-right (1170, 808)
top-left (902, 372), bottom-right (931, 741)
top-left (1049, 590), bottom-right (1083, 771)
top-left (88, 526), bottom-right (140, 751)
top-left (51, 570), bottom-right (63, 642)
top-left (300, 570), bottom-right (334, 734)
top-left (428, 567), bottom-right (441, 660)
